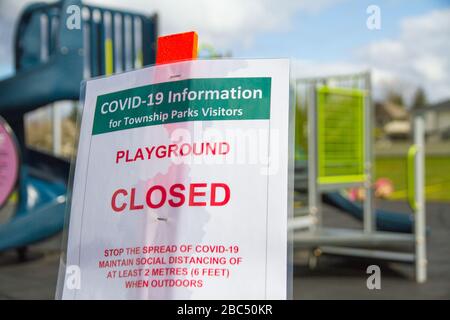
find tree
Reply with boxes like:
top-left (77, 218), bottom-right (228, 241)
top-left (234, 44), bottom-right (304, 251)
top-left (68, 103), bottom-right (80, 124)
top-left (412, 87), bottom-right (427, 109)
top-left (387, 91), bottom-right (404, 107)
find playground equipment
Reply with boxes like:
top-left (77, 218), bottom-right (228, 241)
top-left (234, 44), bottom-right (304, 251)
top-left (0, 0), bottom-right (157, 253)
top-left (291, 72), bottom-right (427, 283)
top-left (0, 116), bottom-right (20, 218)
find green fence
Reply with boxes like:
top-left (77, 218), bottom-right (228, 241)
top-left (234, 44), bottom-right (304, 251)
top-left (376, 154), bottom-right (450, 202)
top-left (317, 86), bottom-right (366, 184)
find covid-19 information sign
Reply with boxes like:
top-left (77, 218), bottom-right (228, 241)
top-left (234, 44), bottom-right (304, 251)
top-left (61, 59), bottom-right (291, 299)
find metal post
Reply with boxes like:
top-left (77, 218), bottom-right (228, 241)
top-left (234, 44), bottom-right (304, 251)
top-left (414, 114), bottom-right (427, 283)
top-left (308, 85), bottom-right (320, 230)
top-left (40, 13), bottom-right (61, 156)
top-left (363, 72), bottom-right (374, 233)
top-left (52, 103), bottom-right (61, 156)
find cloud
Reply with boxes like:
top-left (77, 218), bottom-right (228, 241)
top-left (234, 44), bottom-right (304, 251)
top-left (0, 0), bottom-right (343, 69)
top-left (356, 8), bottom-right (450, 103)
top-left (87, 0), bottom-right (341, 49)
top-left (292, 8), bottom-right (450, 104)
top-left (292, 59), bottom-right (365, 79)
top-left (0, 0), bottom-right (341, 78)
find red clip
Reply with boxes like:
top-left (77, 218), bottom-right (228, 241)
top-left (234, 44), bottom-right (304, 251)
top-left (156, 31), bottom-right (198, 65)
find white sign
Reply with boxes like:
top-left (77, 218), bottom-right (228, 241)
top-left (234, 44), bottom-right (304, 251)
top-left (61, 59), bottom-right (290, 299)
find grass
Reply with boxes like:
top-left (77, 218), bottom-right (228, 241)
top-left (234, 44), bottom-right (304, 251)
top-left (375, 155), bottom-right (450, 202)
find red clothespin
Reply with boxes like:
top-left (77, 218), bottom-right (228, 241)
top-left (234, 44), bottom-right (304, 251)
top-left (156, 31), bottom-right (198, 65)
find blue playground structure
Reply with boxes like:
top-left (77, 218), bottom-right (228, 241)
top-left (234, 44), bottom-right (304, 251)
top-left (0, 0), bottom-right (157, 254)
top-left (323, 192), bottom-right (413, 233)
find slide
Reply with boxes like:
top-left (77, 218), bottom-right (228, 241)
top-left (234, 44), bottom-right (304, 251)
top-left (0, 0), bottom-right (158, 253)
top-left (323, 192), bottom-right (414, 233)
top-left (0, 167), bottom-right (67, 252)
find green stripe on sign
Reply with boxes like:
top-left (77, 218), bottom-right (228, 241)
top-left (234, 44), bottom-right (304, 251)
top-left (92, 77), bottom-right (272, 135)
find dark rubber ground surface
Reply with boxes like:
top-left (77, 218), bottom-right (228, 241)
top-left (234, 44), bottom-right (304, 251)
top-left (0, 201), bottom-right (449, 299)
